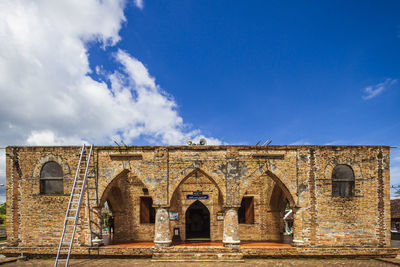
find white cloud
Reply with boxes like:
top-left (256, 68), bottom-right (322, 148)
top-left (133, 0), bottom-right (144, 9)
top-left (362, 78), bottom-right (397, 100)
top-left (290, 140), bottom-right (312, 145)
top-left (0, 0), bottom-right (221, 185)
top-left (0, 152), bottom-right (5, 182)
top-left (26, 130), bottom-right (86, 146)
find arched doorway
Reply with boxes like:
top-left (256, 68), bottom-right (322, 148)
top-left (98, 169), bottom-right (156, 244)
top-left (185, 201), bottom-right (210, 240)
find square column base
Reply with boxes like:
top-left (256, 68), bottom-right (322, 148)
top-left (154, 240), bottom-right (172, 248)
top-left (223, 242), bottom-right (240, 248)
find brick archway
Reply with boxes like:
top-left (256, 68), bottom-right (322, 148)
top-left (265, 170), bottom-right (296, 208)
top-left (99, 168), bottom-right (155, 208)
top-left (185, 200), bottom-right (211, 240)
top-left (168, 168), bottom-right (224, 205)
top-left (99, 169), bottom-right (129, 208)
top-left (240, 169), bottom-right (296, 209)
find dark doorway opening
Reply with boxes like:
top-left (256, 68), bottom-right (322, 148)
top-left (185, 200), bottom-right (210, 240)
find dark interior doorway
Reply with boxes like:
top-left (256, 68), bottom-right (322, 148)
top-left (185, 200), bottom-right (210, 240)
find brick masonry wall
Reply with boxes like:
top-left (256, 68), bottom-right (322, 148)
top-left (5, 145), bottom-right (391, 249)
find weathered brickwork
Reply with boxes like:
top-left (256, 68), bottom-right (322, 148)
top-left (4, 145), bottom-right (392, 253)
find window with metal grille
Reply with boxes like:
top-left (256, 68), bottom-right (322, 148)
top-left (238, 196), bottom-right (254, 224)
top-left (140, 197), bottom-right (155, 223)
top-left (332, 164), bottom-right (354, 197)
top-left (40, 161), bottom-right (63, 194)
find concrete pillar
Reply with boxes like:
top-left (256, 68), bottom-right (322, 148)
top-left (223, 207), bottom-right (240, 247)
top-left (154, 207), bottom-right (171, 247)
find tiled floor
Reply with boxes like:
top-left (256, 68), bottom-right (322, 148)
top-left (103, 241), bottom-right (292, 248)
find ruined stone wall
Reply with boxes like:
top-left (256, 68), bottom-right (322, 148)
top-left (313, 147), bottom-right (391, 247)
top-left (293, 146), bottom-right (391, 247)
top-left (5, 146), bottom-right (88, 246)
top-left (5, 145), bottom-right (391, 248)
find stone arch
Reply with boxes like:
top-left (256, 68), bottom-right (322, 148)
top-left (99, 169), bottom-right (129, 208)
top-left (106, 186), bottom-right (125, 213)
top-left (32, 154), bottom-right (71, 194)
top-left (269, 183), bottom-right (289, 212)
top-left (40, 161), bottom-right (64, 195)
top-left (185, 200), bottom-right (211, 239)
top-left (99, 168), bottom-right (155, 208)
top-left (265, 170), bottom-right (296, 209)
top-left (323, 161), bottom-right (362, 182)
top-left (240, 168), bottom-right (296, 209)
top-left (32, 154), bottom-right (71, 178)
top-left (181, 198), bottom-right (214, 218)
top-left (98, 168), bottom-right (158, 243)
top-left (169, 168), bottom-right (225, 205)
top-left (323, 161), bottom-right (362, 197)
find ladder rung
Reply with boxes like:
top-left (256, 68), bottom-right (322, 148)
top-left (67, 217), bottom-right (75, 219)
top-left (63, 235), bottom-right (74, 238)
top-left (66, 223), bottom-right (80, 226)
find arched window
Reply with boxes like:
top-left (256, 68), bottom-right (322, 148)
top-left (332, 164), bottom-right (354, 197)
top-left (40, 161), bottom-right (63, 195)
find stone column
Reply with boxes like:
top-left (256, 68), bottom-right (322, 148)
top-left (223, 207), bottom-right (240, 247)
top-left (154, 207), bottom-right (172, 248)
top-left (91, 206), bottom-right (104, 246)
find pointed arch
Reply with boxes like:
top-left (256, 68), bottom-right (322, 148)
top-left (185, 200), bottom-right (210, 239)
top-left (269, 183), bottom-right (288, 212)
top-left (169, 168), bottom-right (225, 205)
top-left (99, 169), bottom-right (129, 208)
top-left (265, 170), bottom-right (296, 208)
top-left (99, 168), bottom-right (155, 208)
top-left (239, 169), bottom-right (296, 209)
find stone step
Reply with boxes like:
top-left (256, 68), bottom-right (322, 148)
top-left (154, 247), bottom-right (240, 253)
top-left (152, 251), bottom-right (243, 262)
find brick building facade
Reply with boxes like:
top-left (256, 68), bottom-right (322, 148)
top-left (3, 145), bottom-right (393, 255)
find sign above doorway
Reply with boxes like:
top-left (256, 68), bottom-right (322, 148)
top-left (186, 194), bottom-right (209, 200)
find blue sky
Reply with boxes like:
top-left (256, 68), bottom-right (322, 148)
top-left (90, 0), bottom-right (400, 145)
top-left (0, 0), bottom-right (399, 197)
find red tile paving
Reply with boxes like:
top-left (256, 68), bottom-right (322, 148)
top-left (103, 241), bottom-right (292, 248)
top-left (104, 241), bottom-right (154, 247)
